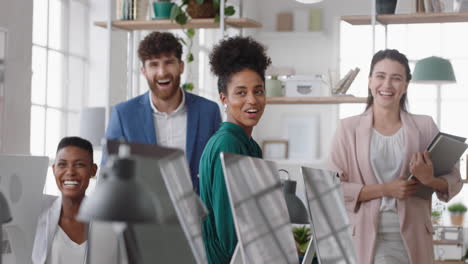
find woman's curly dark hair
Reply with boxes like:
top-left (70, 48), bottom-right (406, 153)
top-left (138, 32), bottom-right (182, 64)
top-left (209, 36), bottom-right (272, 94)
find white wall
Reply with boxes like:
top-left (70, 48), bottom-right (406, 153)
top-left (0, 0), bottom-right (33, 154)
top-left (88, 0), bottom-right (128, 110)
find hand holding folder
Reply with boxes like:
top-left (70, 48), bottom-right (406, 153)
top-left (408, 151), bottom-right (434, 182)
top-left (407, 132), bottom-right (468, 199)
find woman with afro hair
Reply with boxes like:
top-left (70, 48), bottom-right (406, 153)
top-left (198, 36), bottom-right (271, 264)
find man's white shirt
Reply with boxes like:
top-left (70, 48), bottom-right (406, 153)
top-left (149, 90), bottom-right (187, 152)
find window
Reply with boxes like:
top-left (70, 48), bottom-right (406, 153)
top-left (340, 21), bottom-right (468, 204)
top-left (31, 0), bottom-right (89, 195)
top-left (0, 29), bottom-right (6, 152)
top-left (197, 28), bottom-right (220, 102)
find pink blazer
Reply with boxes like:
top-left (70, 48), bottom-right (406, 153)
top-left (329, 109), bottom-right (462, 264)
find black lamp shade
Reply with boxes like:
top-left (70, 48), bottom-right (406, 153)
top-left (78, 158), bottom-right (157, 222)
top-left (282, 180), bottom-right (309, 224)
top-left (0, 192), bottom-right (12, 223)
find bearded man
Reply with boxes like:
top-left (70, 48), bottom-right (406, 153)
top-left (105, 32), bottom-right (221, 193)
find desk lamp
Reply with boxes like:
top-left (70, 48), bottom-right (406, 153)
top-left (412, 56), bottom-right (456, 127)
top-left (279, 169), bottom-right (309, 224)
top-left (78, 144), bottom-right (158, 263)
top-left (0, 191), bottom-right (12, 264)
top-left (78, 144), bottom-right (157, 222)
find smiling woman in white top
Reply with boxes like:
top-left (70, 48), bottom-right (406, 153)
top-left (32, 136), bottom-right (97, 264)
top-left (329, 49), bottom-right (462, 264)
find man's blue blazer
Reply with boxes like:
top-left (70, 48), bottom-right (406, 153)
top-left (105, 90), bottom-right (222, 193)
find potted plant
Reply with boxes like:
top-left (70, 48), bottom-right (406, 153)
top-left (292, 225), bottom-right (319, 263)
top-left (171, 0), bottom-right (235, 24)
top-left (169, 0), bottom-right (235, 91)
top-left (432, 200), bottom-right (445, 226)
top-left (376, 0), bottom-right (397, 14)
top-left (431, 211), bottom-right (442, 226)
top-left (448, 202), bottom-right (467, 226)
top-left (293, 225), bottom-right (311, 256)
top-left (153, 0), bottom-right (175, 19)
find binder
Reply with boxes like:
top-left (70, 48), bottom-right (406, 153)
top-left (408, 132), bottom-right (468, 199)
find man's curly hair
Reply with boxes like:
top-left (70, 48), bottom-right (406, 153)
top-left (209, 36), bottom-right (272, 94)
top-left (138, 32), bottom-right (182, 64)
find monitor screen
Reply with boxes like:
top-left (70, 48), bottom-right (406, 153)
top-left (0, 155), bottom-right (48, 264)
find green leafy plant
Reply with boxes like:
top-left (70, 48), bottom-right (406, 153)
top-left (431, 211), bottom-right (442, 217)
top-left (448, 203), bottom-right (467, 214)
top-left (171, 0), bottom-right (235, 25)
top-left (292, 225), bottom-right (311, 256)
top-left (169, 0), bottom-right (235, 91)
top-left (177, 28), bottom-right (195, 91)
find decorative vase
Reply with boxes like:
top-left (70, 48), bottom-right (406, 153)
top-left (450, 213), bottom-right (464, 226)
top-left (153, 2), bottom-right (175, 19)
top-left (265, 79), bottom-right (283, 97)
top-left (376, 0), bottom-right (397, 14)
top-left (187, 0), bottom-right (216, 19)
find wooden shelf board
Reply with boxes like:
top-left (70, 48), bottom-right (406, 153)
top-left (258, 31), bottom-right (324, 39)
top-left (342, 12), bottom-right (468, 25)
top-left (94, 18), bottom-right (261, 31)
top-left (266, 96), bottom-right (367, 105)
top-left (433, 239), bottom-right (463, 246)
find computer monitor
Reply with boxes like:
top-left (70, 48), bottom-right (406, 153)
top-left (89, 140), bottom-right (207, 264)
top-left (0, 155), bottom-right (48, 264)
top-left (301, 167), bottom-right (356, 264)
top-left (220, 152), bottom-right (298, 264)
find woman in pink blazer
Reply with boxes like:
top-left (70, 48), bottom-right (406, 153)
top-left (329, 49), bottom-right (462, 264)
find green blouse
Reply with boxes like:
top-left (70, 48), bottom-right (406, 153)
top-left (199, 122), bottom-right (262, 264)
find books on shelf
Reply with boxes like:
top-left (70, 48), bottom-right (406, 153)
top-left (116, 0), bottom-right (148, 20)
top-left (332, 67), bottom-right (360, 95)
top-left (408, 132), bottom-right (468, 200)
top-left (417, 0), bottom-right (446, 13)
top-left (396, 0), bottom-right (417, 14)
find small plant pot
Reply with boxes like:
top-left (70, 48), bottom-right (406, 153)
top-left (187, 0), bottom-right (216, 19)
top-left (450, 213), bottom-right (464, 226)
top-left (376, 0), bottom-right (397, 14)
top-left (153, 2), bottom-right (175, 19)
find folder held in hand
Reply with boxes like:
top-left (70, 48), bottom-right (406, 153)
top-left (407, 132), bottom-right (467, 200)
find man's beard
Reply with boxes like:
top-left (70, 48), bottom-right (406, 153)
top-left (148, 75), bottom-right (181, 100)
